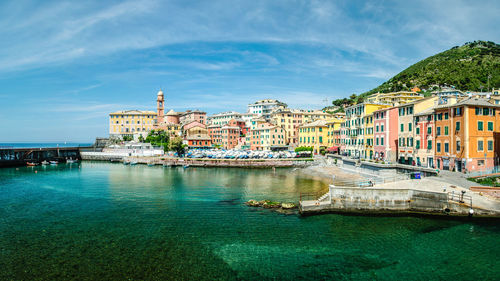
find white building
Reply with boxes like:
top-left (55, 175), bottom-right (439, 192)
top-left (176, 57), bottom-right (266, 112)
top-left (247, 99), bottom-right (286, 120)
top-left (206, 111), bottom-right (243, 126)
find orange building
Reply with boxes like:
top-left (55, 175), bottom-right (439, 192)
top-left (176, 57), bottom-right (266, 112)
top-left (434, 98), bottom-right (500, 172)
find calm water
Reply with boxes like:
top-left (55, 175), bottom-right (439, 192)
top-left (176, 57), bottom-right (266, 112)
top-left (0, 162), bottom-right (499, 280)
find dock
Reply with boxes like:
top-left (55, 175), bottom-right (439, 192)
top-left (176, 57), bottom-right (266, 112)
top-left (0, 146), bottom-right (83, 168)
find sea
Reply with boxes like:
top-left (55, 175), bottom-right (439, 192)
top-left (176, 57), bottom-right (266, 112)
top-left (0, 162), bottom-right (499, 280)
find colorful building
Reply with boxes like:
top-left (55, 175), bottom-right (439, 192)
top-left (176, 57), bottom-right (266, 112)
top-left (396, 97), bottom-right (438, 164)
top-left (363, 114), bottom-right (374, 159)
top-left (183, 121), bottom-right (212, 148)
top-left (365, 91), bottom-right (424, 106)
top-left (413, 108), bottom-right (436, 168)
top-left (434, 98), bottom-right (500, 172)
top-left (250, 122), bottom-right (286, 151)
top-left (298, 120), bottom-right (328, 154)
top-left (343, 103), bottom-right (391, 158)
top-left (247, 99), bottom-right (286, 120)
top-left (109, 110), bottom-right (157, 139)
top-left (373, 107), bottom-right (398, 163)
top-left (180, 110), bottom-right (207, 125)
top-left (207, 111), bottom-right (242, 126)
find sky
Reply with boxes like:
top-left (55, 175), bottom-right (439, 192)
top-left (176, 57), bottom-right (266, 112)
top-left (0, 0), bottom-right (499, 142)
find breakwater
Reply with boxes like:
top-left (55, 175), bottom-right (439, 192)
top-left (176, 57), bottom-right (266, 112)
top-left (0, 147), bottom-right (81, 167)
top-left (128, 156), bottom-right (313, 168)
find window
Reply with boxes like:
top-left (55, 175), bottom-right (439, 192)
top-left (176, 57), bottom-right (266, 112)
top-left (381, 138), bottom-right (384, 146)
top-left (437, 142), bottom-right (441, 152)
top-left (416, 140), bottom-right (420, 149)
top-left (478, 160), bottom-right (485, 166)
top-left (427, 140), bottom-right (432, 150)
top-left (456, 121), bottom-right (460, 131)
top-left (483, 108), bottom-right (489, 116)
top-left (427, 126), bottom-right (432, 134)
top-left (381, 125), bottom-right (384, 132)
top-left (444, 126), bottom-right (449, 135)
top-left (475, 107), bottom-right (481, 115)
top-left (478, 121), bottom-right (484, 131)
top-left (409, 123), bottom-right (412, 131)
top-left (488, 140), bottom-right (493, 151)
top-left (401, 124), bottom-right (404, 132)
top-left (437, 127), bottom-right (441, 136)
top-left (376, 138), bottom-right (379, 145)
top-left (444, 112), bottom-right (449, 120)
top-left (376, 125), bottom-right (379, 132)
top-left (478, 140), bottom-right (484, 151)
top-left (456, 140), bottom-right (461, 152)
top-left (416, 127), bottom-right (420, 135)
top-left (488, 122), bottom-right (493, 131)
top-left (444, 143), bottom-right (449, 153)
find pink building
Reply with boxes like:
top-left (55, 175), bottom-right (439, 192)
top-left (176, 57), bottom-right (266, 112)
top-left (208, 119), bottom-right (243, 149)
top-left (180, 110), bottom-right (207, 125)
top-left (373, 107), bottom-right (398, 163)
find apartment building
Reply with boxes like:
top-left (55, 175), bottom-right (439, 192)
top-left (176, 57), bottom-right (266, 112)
top-left (298, 120), bottom-right (328, 154)
top-left (109, 110), bottom-right (157, 138)
top-left (373, 107), bottom-right (398, 163)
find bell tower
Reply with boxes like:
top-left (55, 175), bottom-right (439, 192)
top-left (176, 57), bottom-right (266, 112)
top-left (157, 90), bottom-right (164, 123)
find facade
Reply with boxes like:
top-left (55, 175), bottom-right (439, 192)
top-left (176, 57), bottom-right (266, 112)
top-left (247, 99), bottom-right (286, 120)
top-left (250, 122), bottom-right (286, 151)
top-left (365, 91), bottom-right (424, 106)
top-left (343, 103), bottom-right (391, 158)
top-left (397, 97), bottom-right (439, 165)
top-left (165, 109), bottom-right (181, 124)
top-left (414, 108), bottom-right (436, 168)
top-left (363, 114), bottom-right (374, 159)
top-left (180, 110), bottom-right (207, 125)
top-left (326, 118), bottom-right (343, 149)
top-left (207, 111), bottom-right (242, 126)
top-left (154, 122), bottom-right (181, 138)
top-left (373, 107), bottom-right (398, 163)
top-left (183, 121), bottom-right (212, 148)
top-left (434, 98), bottom-right (500, 172)
top-left (109, 110), bottom-right (157, 138)
top-left (298, 120), bottom-right (328, 154)
top-left (208, 119), bottom-right (245, 149)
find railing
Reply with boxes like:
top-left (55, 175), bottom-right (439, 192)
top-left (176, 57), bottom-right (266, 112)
top-left (448, 191), bottom-right (472, 207)
top-left (299, 191), bottom-right (325, 202)
top-left (467, 166), bottom-right (500, 177)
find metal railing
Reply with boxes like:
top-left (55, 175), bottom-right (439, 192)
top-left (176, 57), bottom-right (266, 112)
top-left (448, 191), bottom-right (472, 207)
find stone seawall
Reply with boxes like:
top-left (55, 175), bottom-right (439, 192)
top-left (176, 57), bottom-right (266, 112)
top-left (128, 157), bottom-right (314, 168)
top-left (299, 187), bottom-right (498, 217)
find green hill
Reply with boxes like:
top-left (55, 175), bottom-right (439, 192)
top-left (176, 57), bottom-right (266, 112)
top-left (330, 41), bottom-right (500, 110)
top-left (364, 40), bottom-right (500, 96)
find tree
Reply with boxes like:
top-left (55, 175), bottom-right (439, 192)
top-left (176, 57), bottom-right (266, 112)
top-left (138, 134), bottom-right (144, 143)
top-left (169, 137), bottom-right (186, 157)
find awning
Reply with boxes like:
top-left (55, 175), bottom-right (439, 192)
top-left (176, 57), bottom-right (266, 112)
top-left (327, 146), bottom-right (339, 152)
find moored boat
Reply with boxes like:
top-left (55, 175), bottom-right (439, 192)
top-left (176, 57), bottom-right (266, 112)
top-left (41, 160), bottom-right (50, 165)
top-left (50, 161), bottom-right (59, 165)
top-left (66, 158), bottom-right (78, 163)
top-left (26, 162), bottom-right (39, 166)
top-left (130, 161), bottom-right (138, 165)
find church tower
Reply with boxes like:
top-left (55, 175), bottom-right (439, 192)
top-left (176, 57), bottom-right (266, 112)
top-left (157, 90), bottom-right (164, 123)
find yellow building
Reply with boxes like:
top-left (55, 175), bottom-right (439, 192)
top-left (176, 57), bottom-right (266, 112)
top-left (343, 103), bottom-right (391, 158)
top-left (298, 120), bottom-right (328, 154)
top-left (326, 118), bottom-right (344, 148)
top-left (154, 121), bottom-right (181, 137)
top-left (365, 91), bottom-right (424, 106)
top-left (109, 110), bottom-right (157, 138)
top-left (363, 113), bottom-right (374, 159)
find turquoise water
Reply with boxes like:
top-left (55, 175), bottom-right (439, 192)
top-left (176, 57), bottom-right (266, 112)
top-left (0, 162), bottom-right (499, 280)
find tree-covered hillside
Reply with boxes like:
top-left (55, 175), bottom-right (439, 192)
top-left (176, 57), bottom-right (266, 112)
top-left (328, 41), bottom-right (500, 111)
top-left (364, 40), bottom-right (500, 96)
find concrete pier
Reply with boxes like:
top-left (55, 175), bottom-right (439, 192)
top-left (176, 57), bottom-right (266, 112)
top-left (300, 178), bottom-right (500, 217)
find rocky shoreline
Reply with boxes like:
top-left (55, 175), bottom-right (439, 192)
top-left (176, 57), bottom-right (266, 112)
top-left (245, 199), bottom-right (298, 214)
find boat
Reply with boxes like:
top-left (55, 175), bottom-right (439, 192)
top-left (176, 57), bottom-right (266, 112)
top-left (147, 163), bottom-right (155, 167)
top-left (41, 160), bottom-right (50, 165)
top-left (123, 161), bottom-right (130, 165)
top-left (66, 158), bottom-right (78, 163)
top-left (183, 164), bottom-right (190, 169)
top-left (130, 161), bottom-right (138, 165)
top-left (162, 163), bottom-right (171, 167)
top-left (50, 161), bottom-right (59, 165)
top-left (26, 162), bottom-right (38, 166)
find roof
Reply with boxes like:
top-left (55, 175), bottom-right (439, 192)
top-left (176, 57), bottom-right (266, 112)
top-left (300, 119), bottom-right (328, 128)
top-left (183, 121), bottom-right (206, 130)
top-left (110, 110), bottom-right (156, 115)
top-left (435, 97), bottom-right (500, 109)
top-left (393, 96), bottom-right (436, 108)
top-left (186, 135), bottom-right (211, 140)
top-left (166, 109), bottom-right (178, 116)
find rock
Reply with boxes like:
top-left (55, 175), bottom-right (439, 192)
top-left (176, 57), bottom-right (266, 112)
top-left (262, 201), bottom-right (281, 208)
top-left (281, 202), bottom-right (297, 209)
top-left (245, 199), bottom-right (261, 207)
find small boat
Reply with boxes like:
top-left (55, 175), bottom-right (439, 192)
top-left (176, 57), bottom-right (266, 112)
top-left (123, 161), bottom-right (130, 165)
top-left (162, 163), bottom-right (171, 167)
top-left (50, 161), bottom-right (59, 165)
top-left (147, 163), bottom-right (155, 167)
top-left (41, 160), bottom-right (50, 165)
top-left (26, 162), bottom-right (38, 166)
top-left (130, 161), bottom-right (138, 165)
top-left (183, 165), bottom-right (190, 169)
top-left (66, 159), bottom-right (78, 163)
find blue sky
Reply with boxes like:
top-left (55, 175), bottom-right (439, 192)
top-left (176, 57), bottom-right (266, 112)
top-left (1, 0), bottom-right (499, 142)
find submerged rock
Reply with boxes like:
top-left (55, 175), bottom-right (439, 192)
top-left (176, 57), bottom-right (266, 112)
top-left (281, 202), bottom-right (297, 209)
top-left (245, 199), bottom-right (261, 207)
top-left (262, 201), bottom-right (281, 208)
